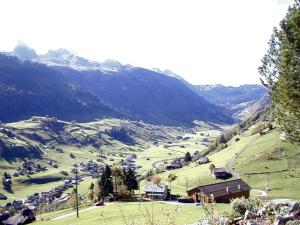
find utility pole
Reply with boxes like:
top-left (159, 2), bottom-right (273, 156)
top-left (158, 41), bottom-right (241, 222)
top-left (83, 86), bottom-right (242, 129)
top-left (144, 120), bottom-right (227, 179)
top-left (75, 169), bottom-right (79, 218)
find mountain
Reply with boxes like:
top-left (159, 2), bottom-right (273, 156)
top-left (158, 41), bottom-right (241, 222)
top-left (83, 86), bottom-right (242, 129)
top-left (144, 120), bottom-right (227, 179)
top-left (10, 41), bottom-right (38, 60)
top-left (0, 43), bottom-right (234, 125)
top-left (0, 54), bottom-right (122, 122)
top-left (232, 94), bottom-right (270, 120)
top-left (195, 84), bottom-right (268, 120)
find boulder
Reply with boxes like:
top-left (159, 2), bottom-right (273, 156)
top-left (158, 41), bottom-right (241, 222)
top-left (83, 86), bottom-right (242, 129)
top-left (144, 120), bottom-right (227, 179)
top-left (274, 215), bottom-right (292, 225)
top-left (246, 220), bottom-right (258, 225)
top-left (244, 210), bottom-right (257, 220)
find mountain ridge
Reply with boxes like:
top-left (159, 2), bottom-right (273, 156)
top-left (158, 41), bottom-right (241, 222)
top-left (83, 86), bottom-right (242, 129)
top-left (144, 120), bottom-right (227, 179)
top-left (0, 46), bottom-right (234, 125)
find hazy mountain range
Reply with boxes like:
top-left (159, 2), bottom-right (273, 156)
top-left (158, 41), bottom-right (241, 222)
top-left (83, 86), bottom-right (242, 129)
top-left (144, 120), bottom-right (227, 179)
top-left (0, 42), bottom-right (268, 125)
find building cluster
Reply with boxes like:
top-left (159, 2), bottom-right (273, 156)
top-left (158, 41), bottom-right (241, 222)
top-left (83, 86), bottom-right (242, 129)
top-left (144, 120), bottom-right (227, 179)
top-left (166, 159), bottom-right (185, 170)
top-left (12, 160), bottom-right (46, 177)
top-left (72, 161), bottom-right (104, 178)
top-left (120, 154), bottom-right (140, 171)
top-left (2, 177), bottom-right (83, 214)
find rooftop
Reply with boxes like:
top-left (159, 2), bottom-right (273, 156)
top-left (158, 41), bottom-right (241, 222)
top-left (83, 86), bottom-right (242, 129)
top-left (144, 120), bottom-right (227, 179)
top-left (187, 179), bottom-right (251, 198)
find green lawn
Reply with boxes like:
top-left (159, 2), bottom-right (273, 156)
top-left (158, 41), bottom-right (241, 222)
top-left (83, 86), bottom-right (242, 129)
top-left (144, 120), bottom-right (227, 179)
top-left (35, 202), bottom-right (229, 225)
top-left (234, 130), bottom-right (300, 200)
top-left (142, 131), bottom-right (255, 196)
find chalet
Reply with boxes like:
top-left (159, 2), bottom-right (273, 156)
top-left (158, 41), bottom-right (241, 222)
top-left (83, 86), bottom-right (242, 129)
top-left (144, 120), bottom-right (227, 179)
top-left (211, 167), bottom-right (229, 178)
top-left (0, 193), bottom-right (7, 200)
top-left (144, 184), bottom-right (168, 200)
top-left (198, 156), bottom-right (209, 165)
top-left (166, 162), bottom-right (182, 170)
top-left (187, 179), bottom-right (250, 203)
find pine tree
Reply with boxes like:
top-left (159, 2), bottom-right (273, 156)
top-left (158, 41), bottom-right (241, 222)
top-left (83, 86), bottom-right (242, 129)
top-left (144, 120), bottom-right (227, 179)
top-left (124, 168), bottom-right (139, 196)
top-left (98, 165), bottom-right (114, 199)
top-left (259, 1), bottom-right (300, 142)
top-left (184, 152), bottom-right (192, 162)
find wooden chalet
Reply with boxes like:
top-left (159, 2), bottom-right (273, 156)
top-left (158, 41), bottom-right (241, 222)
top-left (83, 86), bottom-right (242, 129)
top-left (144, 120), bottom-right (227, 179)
top-left (187, 179), bottom-right (251, 203)
top-left (211, 167), bottom-right (228, 178)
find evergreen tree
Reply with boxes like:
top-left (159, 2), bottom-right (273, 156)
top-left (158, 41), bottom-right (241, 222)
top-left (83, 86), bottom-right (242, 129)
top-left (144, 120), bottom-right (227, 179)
top-left (98, 165), bottom-right (113, 199)
top-left (259, 1), bottom-right (300, 142)
top-left (124, 168), bottom-right (139, 195)
top-left (184, 152), bottom-right (192, 162)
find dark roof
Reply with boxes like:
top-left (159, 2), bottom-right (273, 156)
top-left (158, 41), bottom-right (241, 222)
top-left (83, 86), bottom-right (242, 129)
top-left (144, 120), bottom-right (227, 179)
top-left (187, 179), bottom-right (251, 198)
top-left (213, 167), bottom-right (227, 173)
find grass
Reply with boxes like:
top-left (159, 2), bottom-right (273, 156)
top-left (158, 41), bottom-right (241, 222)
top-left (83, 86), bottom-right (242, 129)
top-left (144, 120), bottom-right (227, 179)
top-left (0, 117), bottom-right (219, 205)
top-left (35, 202), bottom-right (229, 225)
top-left (143, 130), bottom-right (255, 196)
top-left (234, 129), bottom-right (300, 200)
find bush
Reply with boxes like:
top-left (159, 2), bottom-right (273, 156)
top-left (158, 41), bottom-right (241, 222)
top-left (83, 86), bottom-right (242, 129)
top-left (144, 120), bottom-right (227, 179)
top-left (230, 197), bottom-right (263, 216)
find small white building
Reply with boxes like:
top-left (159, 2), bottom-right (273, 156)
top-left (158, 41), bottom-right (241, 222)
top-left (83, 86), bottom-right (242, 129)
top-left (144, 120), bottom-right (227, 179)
top-left (144, 184), bottom-right (168, 200)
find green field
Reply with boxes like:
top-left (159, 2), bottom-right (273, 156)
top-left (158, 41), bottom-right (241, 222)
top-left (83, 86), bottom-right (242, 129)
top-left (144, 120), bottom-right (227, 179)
top-left (234, 130), bottom-right (300, 200)
top-left (0, 117), bottom-right (220, 204)
top-left (35, 202), bottom-right (229, 225)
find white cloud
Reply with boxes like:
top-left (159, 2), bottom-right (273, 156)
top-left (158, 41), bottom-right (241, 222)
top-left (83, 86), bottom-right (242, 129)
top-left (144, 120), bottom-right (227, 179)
top-left (0, 0), bottom-right (292, 86)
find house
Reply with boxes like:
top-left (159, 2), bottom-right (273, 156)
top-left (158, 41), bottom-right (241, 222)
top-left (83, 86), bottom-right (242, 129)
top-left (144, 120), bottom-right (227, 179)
top-left (0, 193), bottom-right (7, 200)
top-left (211, 167), bottom-right (229, 178)
top-left (198, 156), bottom-right (209, 165)
top-left (166, 162), bottom-right (182, 170)
top-left (144, 184), bottom-right (168, 200)
top-left (187, 179), bottom-right (251, 203)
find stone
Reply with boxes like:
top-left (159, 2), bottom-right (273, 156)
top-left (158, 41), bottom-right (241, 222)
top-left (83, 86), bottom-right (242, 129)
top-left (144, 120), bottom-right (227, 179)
top-left (244, 210), bottom-right (257, 220)
top-left (246, 220), bottom-right (258, 225)
top-left (274, 215), bottom-right (292, 225)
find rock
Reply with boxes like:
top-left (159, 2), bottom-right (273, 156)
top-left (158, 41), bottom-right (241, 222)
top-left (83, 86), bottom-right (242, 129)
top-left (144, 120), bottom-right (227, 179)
top-left (246, 220), bottom-right (258, 225)
top-left (234, 217), bottom-right (244, 222)
top-left (274, 215), bottom-right (292, 225)
top-left (289, 202), bottom-right (300, 217)
top-left (219, 217), bottom-right (229, 225)
top-left (271, 199), bottom-right (299, 208)
top-left (244, 210), bottom-right (257, 220)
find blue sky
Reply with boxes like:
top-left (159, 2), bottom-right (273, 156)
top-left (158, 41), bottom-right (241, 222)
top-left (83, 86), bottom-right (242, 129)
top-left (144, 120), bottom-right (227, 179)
top-left (0, 0), bottom-right (294, 86)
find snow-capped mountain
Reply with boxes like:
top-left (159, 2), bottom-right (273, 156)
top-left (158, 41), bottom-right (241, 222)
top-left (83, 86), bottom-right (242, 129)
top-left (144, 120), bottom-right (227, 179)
top-left (9, 41), bottom-right (128, 73)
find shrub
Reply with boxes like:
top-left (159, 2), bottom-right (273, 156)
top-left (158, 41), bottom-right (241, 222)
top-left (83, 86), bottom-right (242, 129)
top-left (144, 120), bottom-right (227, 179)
top-left (230, 197), bottom-right (263, 216)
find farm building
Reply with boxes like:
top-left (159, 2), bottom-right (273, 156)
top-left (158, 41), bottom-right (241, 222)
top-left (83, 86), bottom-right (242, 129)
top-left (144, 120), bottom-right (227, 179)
top-left (187, 179), bottom-right (250, 203)
top-left (198, 156), bottom-right (209, 165)
top-left (144, 184), bottom-right (168, 200)
top-left (211, 167), bottom-right (229, 178)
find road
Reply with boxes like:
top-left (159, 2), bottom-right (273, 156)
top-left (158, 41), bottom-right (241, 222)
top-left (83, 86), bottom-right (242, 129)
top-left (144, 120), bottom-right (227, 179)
top-left (225, 135), bottom-right (259, 179)
top-left (225, 135), bottom-right (268, 197)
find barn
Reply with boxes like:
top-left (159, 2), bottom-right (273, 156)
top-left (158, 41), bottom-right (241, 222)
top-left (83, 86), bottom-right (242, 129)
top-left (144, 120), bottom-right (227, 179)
top-left (186, 179), bottom-right (250, 203)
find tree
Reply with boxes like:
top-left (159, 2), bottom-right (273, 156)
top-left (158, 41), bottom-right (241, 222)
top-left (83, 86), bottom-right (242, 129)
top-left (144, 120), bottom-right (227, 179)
top-left (167, 173), bottom-right (177, 200)
top-left (208, 163), bottom-right (216, 173)
top-left (259, 1), bottom-right (300, 142)
top-left (151, 175), bottom-right (161, 184)
top-left (112, 166), bottom-right (124, 197)
top-left (184, 152), bottom-right (192, 162)
top-left (124, 168), bottom-right (139, 196)
top-left (89, 182), bottom-right (95, 191)
top-left (67, 189), bottom-right (77, 209)
top-left (98, 165), bottom-right (114, 199)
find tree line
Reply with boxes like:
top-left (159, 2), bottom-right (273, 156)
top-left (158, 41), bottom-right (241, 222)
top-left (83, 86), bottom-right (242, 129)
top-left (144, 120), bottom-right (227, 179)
top-left (86, 165), bottom-right (139, 201)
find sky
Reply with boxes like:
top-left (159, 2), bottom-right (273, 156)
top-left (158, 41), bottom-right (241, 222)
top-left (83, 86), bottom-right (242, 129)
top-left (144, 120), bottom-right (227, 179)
top-left (0, 0), bottom-right (294, 86)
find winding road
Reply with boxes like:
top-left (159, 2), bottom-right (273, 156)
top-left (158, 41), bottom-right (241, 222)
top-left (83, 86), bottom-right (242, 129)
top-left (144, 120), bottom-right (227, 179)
top-left (225, 135), bottom-right (268, 197)
top-left (225, 135), bottom-right (259, 179)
